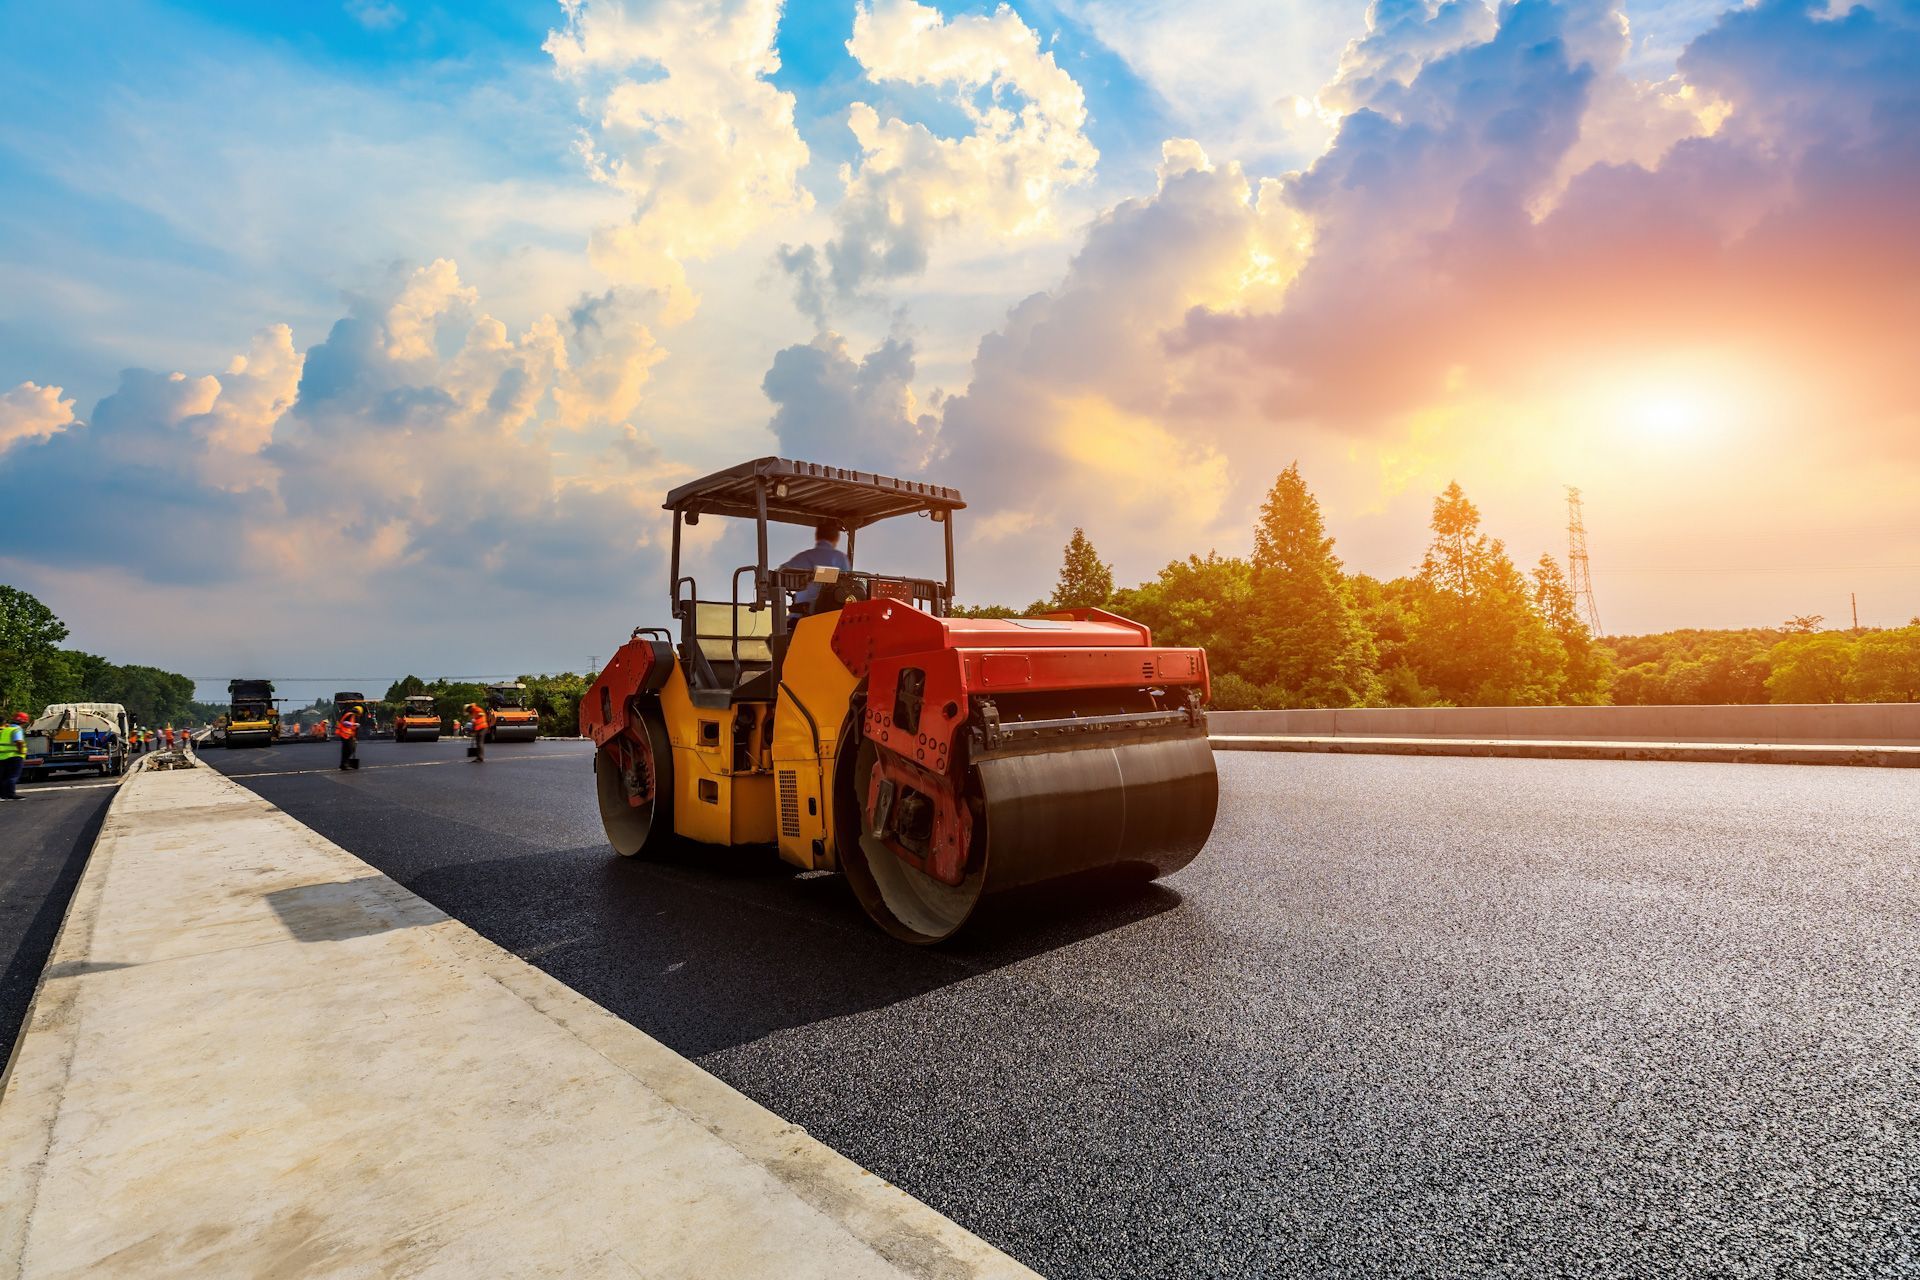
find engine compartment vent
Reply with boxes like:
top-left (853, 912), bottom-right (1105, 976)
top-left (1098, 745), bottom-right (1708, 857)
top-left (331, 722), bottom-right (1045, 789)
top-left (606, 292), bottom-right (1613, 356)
top-left (778, 769), bottom-right (801, 837)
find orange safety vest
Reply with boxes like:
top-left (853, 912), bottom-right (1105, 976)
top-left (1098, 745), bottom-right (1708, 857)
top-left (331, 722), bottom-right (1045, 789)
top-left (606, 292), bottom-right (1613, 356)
top-left (338, 714), bottom-right (358, 741)
top-left (468, 705), bottom-right (490, 732)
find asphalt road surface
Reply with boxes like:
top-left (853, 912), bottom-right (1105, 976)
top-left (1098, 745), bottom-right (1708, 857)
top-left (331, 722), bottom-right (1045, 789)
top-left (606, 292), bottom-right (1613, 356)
top-left (0, 767), bottom-right (126, 1060)
top-left (205, 739), bottom-right (1920, 1278)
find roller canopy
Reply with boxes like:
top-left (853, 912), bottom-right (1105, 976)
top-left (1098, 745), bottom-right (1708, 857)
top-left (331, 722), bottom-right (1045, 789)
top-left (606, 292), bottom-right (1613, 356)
top-left (663, 457), bottom-right (965, 529)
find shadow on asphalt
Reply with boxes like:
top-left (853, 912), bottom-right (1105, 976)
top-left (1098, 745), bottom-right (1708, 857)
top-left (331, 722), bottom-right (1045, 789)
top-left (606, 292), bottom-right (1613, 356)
top-left (405, 838), bottom-right (1182, 1058)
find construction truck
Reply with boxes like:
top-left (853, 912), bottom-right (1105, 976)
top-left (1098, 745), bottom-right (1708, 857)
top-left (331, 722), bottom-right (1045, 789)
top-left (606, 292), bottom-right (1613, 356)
top-left (224, 679), bottom-right (279, 748)
top-left (582, 457), bottom-right (1218, 944)
top-left (23, 703), bottom-right (130, 780)
top-left (482, 682), bottom-right (540, 742)
top-left (394, 695), bottom-right (442, 742)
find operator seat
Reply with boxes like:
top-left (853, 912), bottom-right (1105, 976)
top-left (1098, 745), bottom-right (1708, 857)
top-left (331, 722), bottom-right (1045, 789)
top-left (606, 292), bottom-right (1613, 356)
top-left (685, 602), bottom-right (776, 707)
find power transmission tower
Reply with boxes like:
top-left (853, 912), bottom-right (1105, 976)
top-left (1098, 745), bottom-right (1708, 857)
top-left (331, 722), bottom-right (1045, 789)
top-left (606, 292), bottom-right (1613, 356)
top-left (1566, 486), bottom-right (1602, 636)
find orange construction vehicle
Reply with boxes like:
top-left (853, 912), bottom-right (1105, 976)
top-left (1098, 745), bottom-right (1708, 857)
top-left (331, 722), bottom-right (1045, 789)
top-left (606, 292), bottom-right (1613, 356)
top-left (394, 695), bottom-right (442, 743)
top-left (480, 683), bottom-right (540, 742)
top-left (581, 457), bottom-right (1218, 943)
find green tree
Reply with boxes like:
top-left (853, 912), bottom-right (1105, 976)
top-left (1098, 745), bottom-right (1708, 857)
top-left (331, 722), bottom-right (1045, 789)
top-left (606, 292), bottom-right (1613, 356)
top-left (1849, 627), bottom-right (1920, 702)
top-left (520, 672), bottom-right (592, 736)
top-left (1599, 629), bottom-right (1774, 704)
top-left (1765, 633), bottom-right (1855, 703)
top-left (0, 584), bottom-right (70, 713)
top-left (385, 674), bottom-right (429, 701)
top-left (1530, 554), bottom-right (1610, 704)
top-left (1048, 528), bottom-right (1113, 610)
top-left (1349, 574), bottom-right (1440, 706)
top-left (1404, 482), bottom-right (1564, 705)
top-left (1242, 463), bottom-right (1377, 707)
top-left (1110, 552), bottom-right (1258, 680)
top-left (1206, 673), bottom-right (1266, 711)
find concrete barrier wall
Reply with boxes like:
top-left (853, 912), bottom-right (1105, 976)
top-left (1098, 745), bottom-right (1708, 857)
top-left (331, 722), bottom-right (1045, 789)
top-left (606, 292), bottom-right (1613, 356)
top-left (1209, 703), bottom-right (1920, 745)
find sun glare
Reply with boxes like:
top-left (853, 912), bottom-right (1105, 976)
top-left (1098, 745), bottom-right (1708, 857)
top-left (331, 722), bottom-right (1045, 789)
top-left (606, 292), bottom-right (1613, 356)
top-left (1632, 393), bottom-right (1711, 442)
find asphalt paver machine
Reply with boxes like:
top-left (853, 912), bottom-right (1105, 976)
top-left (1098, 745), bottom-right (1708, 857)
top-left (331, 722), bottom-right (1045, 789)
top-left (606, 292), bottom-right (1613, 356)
top-left (224, 679), bottom-right (279, 748)
top-left (581, 457), bottom-right (1219, 943)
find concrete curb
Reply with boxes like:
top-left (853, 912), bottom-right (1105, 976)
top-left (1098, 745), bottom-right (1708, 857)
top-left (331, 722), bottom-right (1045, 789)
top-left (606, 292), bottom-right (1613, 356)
top-left (0, 758), bottom-right (1034, 1278)
top-left (1209, 734), bottom-right (1920, 767)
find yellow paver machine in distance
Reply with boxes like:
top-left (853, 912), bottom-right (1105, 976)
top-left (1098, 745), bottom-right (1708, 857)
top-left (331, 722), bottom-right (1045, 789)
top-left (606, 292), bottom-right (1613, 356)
top-left (581, 457), bottom-right (1219, 944)
top-left (224, 678), bottom-right (279, 748)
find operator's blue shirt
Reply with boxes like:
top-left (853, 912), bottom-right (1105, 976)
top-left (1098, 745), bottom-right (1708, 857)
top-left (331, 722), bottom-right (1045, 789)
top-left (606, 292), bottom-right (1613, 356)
top-left (782, 539), bottom-right (852, 607)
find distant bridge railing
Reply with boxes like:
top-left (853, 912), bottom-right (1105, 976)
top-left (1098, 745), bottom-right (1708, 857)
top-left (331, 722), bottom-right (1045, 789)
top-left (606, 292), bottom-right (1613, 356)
top-left (1208, 704), bottom-right (1920, 746)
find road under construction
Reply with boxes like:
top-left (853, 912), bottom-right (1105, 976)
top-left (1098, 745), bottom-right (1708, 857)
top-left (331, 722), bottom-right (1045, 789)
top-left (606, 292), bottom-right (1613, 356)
top-left (107, 736), bottom-right (1904, 1278)
top-left (4, 456), bottom-right (1915, 1276)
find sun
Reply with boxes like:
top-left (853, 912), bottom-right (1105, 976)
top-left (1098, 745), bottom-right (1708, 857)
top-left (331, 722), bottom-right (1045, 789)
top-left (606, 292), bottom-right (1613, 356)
top-left (1633, 393), bottom-right (1710, 442)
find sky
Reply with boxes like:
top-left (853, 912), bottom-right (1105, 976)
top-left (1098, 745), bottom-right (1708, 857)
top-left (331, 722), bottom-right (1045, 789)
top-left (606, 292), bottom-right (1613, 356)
top-left (2, 0), bottom-right (1916, 704)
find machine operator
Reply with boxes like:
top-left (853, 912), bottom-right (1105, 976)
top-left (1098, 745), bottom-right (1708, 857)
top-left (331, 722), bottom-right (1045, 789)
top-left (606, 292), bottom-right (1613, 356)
top-left (782, 518), bottom-right (851, 616)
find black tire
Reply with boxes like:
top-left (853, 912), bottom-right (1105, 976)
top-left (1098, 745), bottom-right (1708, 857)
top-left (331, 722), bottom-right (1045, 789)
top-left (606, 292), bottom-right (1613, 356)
top-left (595, 703), bottom-right (674, 858)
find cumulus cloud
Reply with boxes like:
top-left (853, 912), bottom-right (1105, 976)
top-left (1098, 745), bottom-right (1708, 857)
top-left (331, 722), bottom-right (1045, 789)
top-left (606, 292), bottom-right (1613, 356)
top-left (1174, 0), bottom-right (1920, 439)
top-left (919, 142), bottom-right (1302, 569)
top-left (757, 137), bottom-right (1309, 592)
top-left (786, 0), bottom-right (1097, 315)
top-left (0, 260), bottom-right (682, 596)
top-left (547, 0), bottom-right (811, 321)
top-left (552, 288), bottom-right (667, 428)
top-left (782, 0), bottom-right (1918, 606)
top-left (0, 363), bottom-right (278, 581)
top-left (0, 382), bottom-right (77, 455)
top-left (762, 332), bottom-right (937, 474)
top-left (1318, 0), bottom-right (1497, 116)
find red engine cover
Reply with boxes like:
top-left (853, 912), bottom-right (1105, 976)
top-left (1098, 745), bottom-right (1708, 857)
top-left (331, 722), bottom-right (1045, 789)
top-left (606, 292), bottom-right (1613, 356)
top-left (830, 603), bottom-right (1210, 778)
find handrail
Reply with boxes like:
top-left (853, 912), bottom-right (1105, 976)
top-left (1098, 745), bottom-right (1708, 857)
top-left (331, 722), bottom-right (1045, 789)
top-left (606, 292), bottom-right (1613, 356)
top-left (730, 565), bottom-right (761, 689)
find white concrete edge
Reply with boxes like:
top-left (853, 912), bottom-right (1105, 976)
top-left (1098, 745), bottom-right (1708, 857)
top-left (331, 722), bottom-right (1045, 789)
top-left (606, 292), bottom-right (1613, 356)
top-left (0, 753), bottom-right (1035, 1279)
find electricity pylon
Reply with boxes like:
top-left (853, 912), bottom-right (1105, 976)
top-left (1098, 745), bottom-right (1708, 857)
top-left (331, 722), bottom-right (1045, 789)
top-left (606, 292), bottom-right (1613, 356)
top-left (1566, 486), bottom-right (1602, 636)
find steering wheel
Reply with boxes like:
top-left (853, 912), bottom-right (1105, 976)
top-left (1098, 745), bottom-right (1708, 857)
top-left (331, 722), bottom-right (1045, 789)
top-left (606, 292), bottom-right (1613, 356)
top-left (820, 576), bottom-right (869, 610)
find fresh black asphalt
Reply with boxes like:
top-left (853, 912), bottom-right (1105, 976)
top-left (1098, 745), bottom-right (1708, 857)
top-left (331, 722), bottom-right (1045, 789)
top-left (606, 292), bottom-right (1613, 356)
top-left (0, 770), bottom-right (121, 1061)
top-left (203, 738), bottom-right (1920, 1278)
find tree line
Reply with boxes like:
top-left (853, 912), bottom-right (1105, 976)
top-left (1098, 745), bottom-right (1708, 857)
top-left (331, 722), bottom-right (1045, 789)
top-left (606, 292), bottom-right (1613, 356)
top-left (963, 468), bottom-right (1920, 709)
top-left (1, 585), bottom-right (203, 726)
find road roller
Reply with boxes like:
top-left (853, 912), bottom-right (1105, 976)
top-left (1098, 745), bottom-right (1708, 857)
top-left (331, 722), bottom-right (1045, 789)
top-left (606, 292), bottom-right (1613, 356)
top-left (394, 694), bottom-right (442, 742)
top-left (581, 457), bottom-right (1218, 944)
top-left (483, 682), bottom-right (541, 742)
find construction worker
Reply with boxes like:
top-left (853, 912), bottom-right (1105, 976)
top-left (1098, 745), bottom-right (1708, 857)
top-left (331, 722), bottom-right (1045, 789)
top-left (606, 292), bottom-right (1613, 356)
top-left (1, 712), bottom-right (27, 800)
top-left (337, 706), bottom-right (361, 771)
top-left (465, 701), bottom-right (489, 762)
top-left (783, 518), bottom-right (852, 615)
